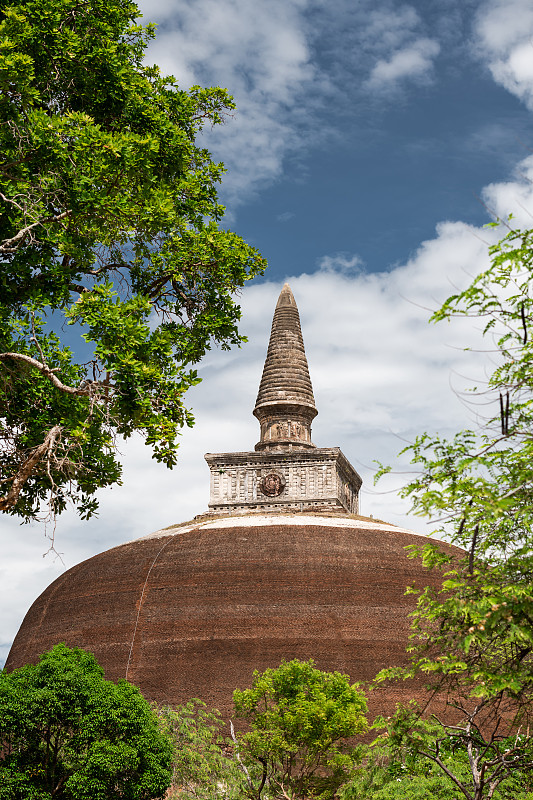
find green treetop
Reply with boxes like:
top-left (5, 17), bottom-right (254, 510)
top-left (0, 0), bottom-right (265, 523)
top-left (0, 643), bottom-right (173, 799)
top-left (233, 659), bottom-right (368, 800)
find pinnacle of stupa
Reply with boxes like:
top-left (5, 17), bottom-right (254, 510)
top-left (253, 283), bottom-right (317, 451)
top-left (205, 280), bottom-right (362, 513)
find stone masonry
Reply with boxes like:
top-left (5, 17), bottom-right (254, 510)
top-left (205, 284), bottom-right (362, 514)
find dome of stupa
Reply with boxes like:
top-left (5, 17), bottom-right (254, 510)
top-left (5, 284), bottom-right (458, 722)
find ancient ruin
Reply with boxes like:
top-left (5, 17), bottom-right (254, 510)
top-left (5, 283), bottom-right (458, 721)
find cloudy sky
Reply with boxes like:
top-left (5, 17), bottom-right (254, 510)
top-left (2, 0), bottom-right (533, 667)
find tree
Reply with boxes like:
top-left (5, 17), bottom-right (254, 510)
top-left (373, 223), bottom-right (533, 798)
top-left (0, 642), bottom-right (173, 799)
top-left (156, 700), bottom-right (246, 800)
top-left (0, 0), bottom-right (265, 523)
top-left (398, 223), bottom-right (533, 580)
top-left (341, 723), bottom-right (533, 800)
top-left (233, 658), bottom-right (368, 800)
top-left (368, 700), bottom-right (533, 800)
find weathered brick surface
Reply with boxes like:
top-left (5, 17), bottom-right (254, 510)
top-left (5, 518), bottom-right (459, 723)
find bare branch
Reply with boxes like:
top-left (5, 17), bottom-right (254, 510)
top-left (69, 283), bottom-right (90, 295)
top-left (0, 425), bottom-right (62, 512)
top-left (0, 210), bottom-right (71, 253)
top-left (0, 352), bottom-right (90, 395)
top-left (0, 191), bottom-right (25, 214)
top-left (229, 721), bottom-right (253, 788)
top-left (417, 748), bottom-right (473, 800)
top-left (468, 524), bottom-right (479, 576)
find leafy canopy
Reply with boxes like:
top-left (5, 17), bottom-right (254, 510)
top-left (393, 224), bottom-right (533, 701)
top-left (0, 0), bottom-right (265, 523)
top-left (233, 658), bottom-right (368, 800)
top-left (374, 223), bottom-right (533, 800)
top-left (0, 643), bottom-right (173, 800)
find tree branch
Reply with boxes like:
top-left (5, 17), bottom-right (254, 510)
top-left (468, 524), bottom-right (479, 576)
top-left (0, 210), bottom-right (71, 253)
top-left (69, 283), bottom-right (90, 295)
top-left (229, 720), bottom-right (256, 794)
top-left (418, 748), bottom-right (474, 800)
top-left (0, 352), bottom-right (90, 395)
top-left (0, 191), bottom-right (25, 214)
top-left (0, 425), bottom-right (62, 512)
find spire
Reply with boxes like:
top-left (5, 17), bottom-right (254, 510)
top-left (205, 280), bottom-right (362, 515)
top-left (253, 284), bottom-right (317, 451)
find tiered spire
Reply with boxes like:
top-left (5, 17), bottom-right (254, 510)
top-left (205, 281), bottom-right (362, 515)
top-left (253, 284), bottom-right (317, 451)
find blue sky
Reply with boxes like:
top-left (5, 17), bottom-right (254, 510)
top-left (2, 0), bottom-right (533, 666)
top-left (145, 0), bottom-right (533, 277)
top-left (223, 12), bottom-right (531, 279)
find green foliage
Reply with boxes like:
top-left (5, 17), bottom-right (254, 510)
top-left (360, 702), bottom-right (533, 800)
top-left (341, 739), bottom-right (472, 800)
top-left (233, 658), bottom-right (368, 800)
top-left (393, 225), bottom-right (533, 705)
top-left (156, 700), bottom-right (246, 800)
top-left (0, 643), bottom-right (173, 799)
top-left (401, 225), bottom-right (533, 560)
top-left (375, 223), bottom-right (533, 799)
top-left (348, 772), bottom-right (469, 800)
top-left (0, 0), bottom-right (265, 522)
top-left (342, 740), bottom-right (533, 800)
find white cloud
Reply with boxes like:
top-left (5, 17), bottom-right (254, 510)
top-left (482, 154), bottom-right (533, 225)
top-left (130, 1), bottom-right (449, 206)
top-left (276, 211), bottom-right (296, 223)
top-left (475, 0), bottom-right (533, 110)
top-left (366, 38), bottom-right (441, 91)
top-left (4, 155), bottom-right (533, 667)
top-left (316, 252), bottom-right (364, 274)
top-left (137, 0), bottom-right (316, 205)
top-left (345, 4), bottom-right (423, 56)
top-left (328, 4), bottom-right (441, 94)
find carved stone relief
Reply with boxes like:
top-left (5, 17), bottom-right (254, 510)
top-left (259, 472), bottom-right (286, 497)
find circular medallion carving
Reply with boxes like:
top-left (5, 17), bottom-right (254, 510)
top-left (259, 472), bottom-right (286, 497)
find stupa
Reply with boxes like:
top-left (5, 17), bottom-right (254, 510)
top-left (5, 284), bottom-right (457, 721)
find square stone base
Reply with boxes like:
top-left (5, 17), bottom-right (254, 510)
top-left (204, 447), bottom-right (362, 515)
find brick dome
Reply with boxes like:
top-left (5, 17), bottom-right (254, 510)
top-left (5, 513), bottom-right (458, 722)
